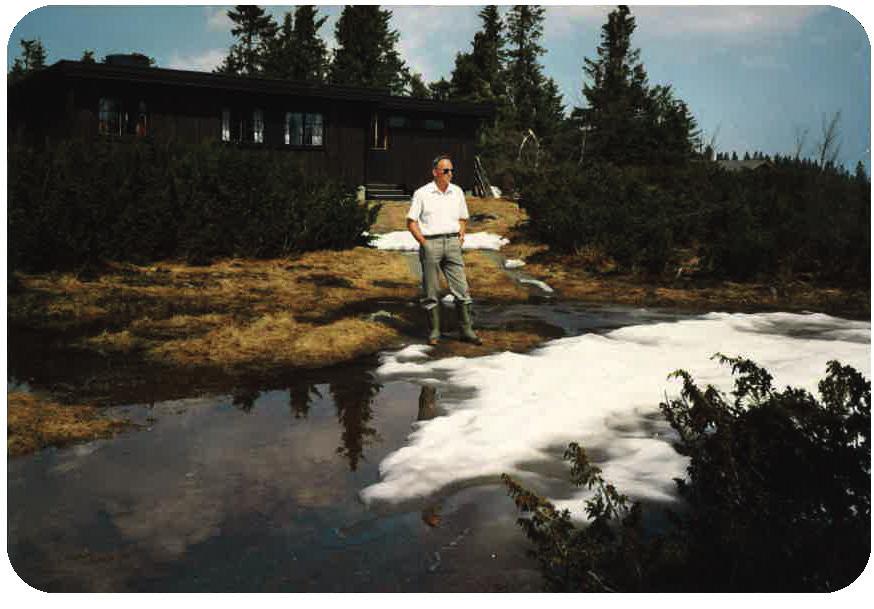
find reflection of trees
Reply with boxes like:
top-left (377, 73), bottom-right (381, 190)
top-left (231, 387), bottom-right (260, 412)
top-left (418, 385), bottom-right (438, 421)
top-left (288, 383), bottom-right (323, 419)
top-left (329, 369), bottom-right (382, 471)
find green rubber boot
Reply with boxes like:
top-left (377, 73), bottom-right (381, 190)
top-left (427, 306), bottom-right (441, 345)
top-left (457, 303), bottom-right (482, 345)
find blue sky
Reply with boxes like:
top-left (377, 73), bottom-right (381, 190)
top-left (5, 3), bottom-right (871, 171)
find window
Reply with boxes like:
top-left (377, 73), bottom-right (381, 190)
top-left (133, 101), bottom-right (148, 136)
top-left (222, 108), bottom-right (231, 142)
top-left (371, 113), bottom-right (387, 149)
top-left (306, 113), bottom-right (323, 146)
top-left (388, 115), bottom-right (409, 129)
top-left (285, 112), bottom-right (324, 147)
top-left (252, 108), bottom-right (264, 144)
top-left (424, 119), bottom-right (445, 131)
top-left (98, 98), bottom-right (122, 136)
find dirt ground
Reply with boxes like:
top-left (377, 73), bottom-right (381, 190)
top-left (7, 195), bottom-right (869, 455)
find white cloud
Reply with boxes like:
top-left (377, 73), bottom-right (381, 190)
top-left (740, 53), bottom-right (790, 71)
top-left (167, 48), bottom-right (226, 73)
top-left (390, 6), bottom-right (479, 82)
top-left (205, 6), bottom-right (232, 32)
top-left (634, 5), bottom-right (826, 40)
top-left (545, 5), bottom-right (827, 44)
top-left (545, 5), bottom-right (612, 40)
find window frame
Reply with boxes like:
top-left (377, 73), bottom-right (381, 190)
top-left (370, 113), bottom-right (388, 150)
top-left (284, 111), bottom-right (325, 148)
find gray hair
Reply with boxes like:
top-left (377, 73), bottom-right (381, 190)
top-left (432, 154), bottom-right (453, 169)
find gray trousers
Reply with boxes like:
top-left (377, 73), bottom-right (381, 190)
top-left (418, 235), bottom-right (473, 310)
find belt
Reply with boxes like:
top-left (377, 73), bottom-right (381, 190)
top-left (424, 232), bottom-right (459, 239)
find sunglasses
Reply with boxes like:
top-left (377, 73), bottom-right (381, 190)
top-left (439, 168), bottom-right (454, 174)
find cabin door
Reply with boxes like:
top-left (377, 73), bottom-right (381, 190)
top-left (365, 112), bottom-right (391, 185)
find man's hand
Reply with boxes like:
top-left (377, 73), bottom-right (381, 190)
top-left (407, 219), bottom-right (428, 248)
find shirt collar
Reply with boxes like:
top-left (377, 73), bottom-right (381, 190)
top-left (430, 181), bottom-right (452, 194)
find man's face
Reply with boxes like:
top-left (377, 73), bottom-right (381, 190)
top-left (433, 159), bottom-right (454, 188)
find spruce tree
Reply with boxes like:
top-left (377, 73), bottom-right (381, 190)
top-left (450, 5), bottom-right (505, 103)
top-left (217, 5), bottom-right (277, 75)
top-left (408, 72), bottom-right (430, 98)
top-left (330, 5), bottom-right (409, 94)
top-left (505, 5), bottom-right (548, 132)
top-left (8, 39), bottom-right (47, 85)
top-left (577, 5), bottom-right (697, 164)
top-left (264, 6), bottom-right (328, 81)
top-left (577, 6), bottom-right (649, 163)
top-left (429, 78), bottom-right (452, 102)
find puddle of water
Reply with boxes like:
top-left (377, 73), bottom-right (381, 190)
top-left (8, 367), bottom-right (541, 592)
top-left (9, 303), bottom-right (782, 592)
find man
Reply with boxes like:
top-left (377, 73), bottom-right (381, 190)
top-left (406, 155), bottom-right (482, 346)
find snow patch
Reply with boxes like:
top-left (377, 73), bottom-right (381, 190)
top-left (362, 312), bottom-right (870, 516)
top-left (519, 278), bottom-right (555, 293)
top-left (490, 186), bottom-right (502, 199)
top-left (504, 259), bottom-right (526, 269)
top-left (368, 231), bottom-right (509, 251)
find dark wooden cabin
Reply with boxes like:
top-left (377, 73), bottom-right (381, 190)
top-left (8, 56), bottom-right (494, 199)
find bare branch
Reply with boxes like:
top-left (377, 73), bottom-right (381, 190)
top-left (793, 125), bottom-right (809, 160)
top-left (816, 111), bottom-right (842, 169)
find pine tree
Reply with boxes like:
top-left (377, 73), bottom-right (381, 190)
top-left (263, 6), bottom-right (328, 81)
top-left (330, 5), bottom-right (409, 94)
top-left (577, 5), bottom-right (697, 164)
top-left (429, 78), bottom-right (452, 102)
top-left (450, 5), bottom-right (505, 103)
top-left (408, 72), bottom-right (430, 98)
top-left (217, 5), bottom-right (278, 75)
top-left (8, 39), bottom-right (47, 85)
top-left (576, 6), bottom-right (649, 163)
top-left (505, 5), bottom-right (549, 132)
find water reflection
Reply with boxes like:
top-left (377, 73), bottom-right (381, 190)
top-left (418, 385), bottom-right (439, 421)
top-left (418, 385), bottom-right (442, 527)
top-left (288, 383), bottom-right (323, 419)
top-left (231, 387), bottom-right (260, 413)
top-left (329, 370), bottom-right (382, 471)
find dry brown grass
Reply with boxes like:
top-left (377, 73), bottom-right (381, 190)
top-left (370, 197), bottom-right (527, 236)
top-left (463, 251), bottom-right (530, 301)
top-left (8, 392), bottom-right (135, 457)
top-left (429, 327), bottom-right (555, 359)
top-left (10, 248), bottom-right (423, 373)
top-left (151, 314), bottom-right (404, 370)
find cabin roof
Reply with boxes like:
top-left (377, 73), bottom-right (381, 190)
top-left (23, 60), bottom-right (495, 118)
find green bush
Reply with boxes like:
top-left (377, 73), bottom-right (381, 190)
top-left (8, 139), bottom-right (376, 271)
top-left (505, 357), bottom-right (871, 591)
top-left (517, 159), bottom-right (870, 285)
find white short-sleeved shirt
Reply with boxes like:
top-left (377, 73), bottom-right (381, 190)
top-left (406, 182), bottom-right (470, 236)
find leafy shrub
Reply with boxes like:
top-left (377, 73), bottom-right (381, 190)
top-left (505, 357), bottom-right (871, 591)
top-left (8, 139), bottom-right (376, 271)
top-left (517, 158), bottom-right (870, 285)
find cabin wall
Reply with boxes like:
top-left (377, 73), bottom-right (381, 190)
top-left (12, 73), bottom-right (485, 193)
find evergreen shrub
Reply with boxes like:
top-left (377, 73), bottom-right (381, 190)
top-left (505, 357), bottom-right (871, 591)
top-left (8, 139), bottom-right (376, 271)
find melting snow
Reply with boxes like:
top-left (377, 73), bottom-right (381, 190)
top-left (362, 312), bottom-right (870, 516)
top-left (368, 231), bottom-right (509, 251)
top-left (519, 278), bottom-right (554, 293)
